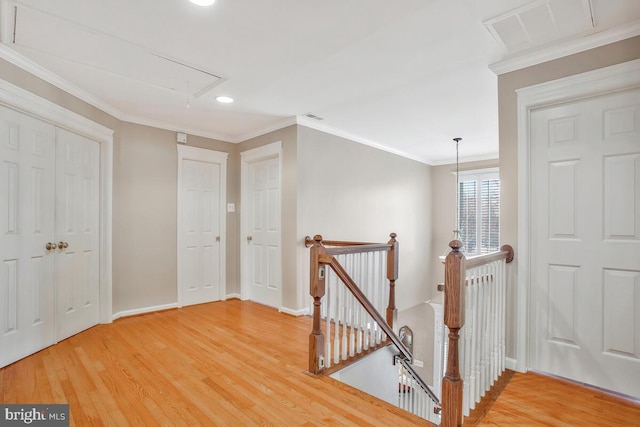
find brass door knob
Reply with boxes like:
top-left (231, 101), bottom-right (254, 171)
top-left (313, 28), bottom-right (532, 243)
top-left (58, 241), bottom-right (69, 250)
top-left (46, 242), bottom-right (56, 251)
top-left (246, 235), bottom-right (253, 242)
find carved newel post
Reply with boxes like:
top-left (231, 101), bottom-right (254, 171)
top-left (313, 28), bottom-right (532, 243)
top-left (441, 239), bottom-right (466, 427)
top-left (386, 233), bottom-right (398, 330)
top-left (308, 235), bottom-right (326, 374)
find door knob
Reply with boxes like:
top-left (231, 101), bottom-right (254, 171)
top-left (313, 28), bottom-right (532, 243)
top-left (247, 235), bottom-right (253, 242)
top-left (46, 242), bottom-right (56, 251)
top-left (216, 236), bottom-right (221, 242)
top-left (58, 241), bottom-right (69, 249)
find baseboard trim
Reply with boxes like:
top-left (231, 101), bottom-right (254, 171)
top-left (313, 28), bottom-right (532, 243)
top-left (111, 303), bottom-right (179, 321)
top-left (225, 293), bottom-right (242, 300)
top-left (506, 357), bottom-right (521, 372)
top-left (280, 306), bottom-right (309, 317)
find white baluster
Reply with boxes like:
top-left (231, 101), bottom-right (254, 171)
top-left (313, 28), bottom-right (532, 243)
top-left (325, 267), bottom-right (332, 369)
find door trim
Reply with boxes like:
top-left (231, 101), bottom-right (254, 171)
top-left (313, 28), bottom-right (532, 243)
top-left (176, 145), bottom-right (228, 307)
top-left (240, 141), bottom-right (282, 306)
top-left (0, 78), bottom-right (114, 324)
top-left (515, 58), bottom-right (640, 373)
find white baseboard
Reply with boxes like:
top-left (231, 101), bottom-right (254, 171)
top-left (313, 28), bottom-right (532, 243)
top-left (111, 303), bottom-right (178, 321)
top-left (225, 293), bottom-right (241, 300)
top-left (280, 306), bottom-right (310, 316)
top-left (506, 357), bottom-right (522, 372)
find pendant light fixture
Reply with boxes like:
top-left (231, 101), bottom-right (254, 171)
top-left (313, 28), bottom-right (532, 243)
top-left (441, 137), bottom-right (463, 261)
top-left (452, 137), bottom-right (461, 244)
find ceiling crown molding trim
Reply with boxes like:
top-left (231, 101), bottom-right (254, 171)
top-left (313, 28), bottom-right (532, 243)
top-left (429, 152), bottom-right (499, 167)
top-left (234, 116), bottom-right (298, 143)
top-left (0, 43), bottom-right (124, 119)
top-left (0, 43), bottom-right (243, 143)
top-left (119, 113), bottom-right (236, 143)
top-left (295, 115), bottom-right (430, 165)
top-left (0, 77), bottom-right (114, 142)
top-left (490, 19), bottom-right (640, 75)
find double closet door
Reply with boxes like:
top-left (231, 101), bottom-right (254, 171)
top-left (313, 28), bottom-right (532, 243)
top-left (0, 105), bottom-right (100, 368)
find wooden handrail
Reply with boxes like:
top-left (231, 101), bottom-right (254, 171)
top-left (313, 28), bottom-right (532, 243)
top-left (324, 243), bottom-right (392, 255)
top-left (304, 236), bottom-right (381, 248)
top-left (465, 244), bottom-right (514, 269)
top-left (397, 357), bottom-right (441, 410)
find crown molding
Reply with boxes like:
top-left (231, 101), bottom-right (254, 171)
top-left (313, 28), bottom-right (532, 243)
top-left (119, 112), bottom-right (238, 143)
top-left (233, 116), bottom-right (298, 143)
top-left (429, 152), bottom-right (499, 167)
top-left (295, 116), bottom-right (431, 165)
top-left (490, 19), bottom-right (640, 75)
top-left (0, 43), bottom-right (124, 118)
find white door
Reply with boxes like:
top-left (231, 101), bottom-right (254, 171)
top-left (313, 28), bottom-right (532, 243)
top-left (530, 88), bottom-right (640, 398)
top-left (0, 106), bottom-right (56, 367)
top-left (55, 128), bottom-right (101, 340)
top-left (246, 156), bottom-right (281, 308)
top-left (178, 147), bottom-right (226, 307)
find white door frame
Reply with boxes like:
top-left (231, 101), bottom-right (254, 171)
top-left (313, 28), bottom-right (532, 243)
top-left (0, 78), bottom-right (114, 324)
top-left (240, 141), bottom-right (282, 306)
top-left (176, 145), bottom-right (228, 307)
top-left (515, 58), bottom-right (640, 373)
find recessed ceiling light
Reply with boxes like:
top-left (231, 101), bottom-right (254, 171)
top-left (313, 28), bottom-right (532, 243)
top-left (190, 0), bottom-right (215, 6)
top-left (216, 96), bottom-right (234, 104)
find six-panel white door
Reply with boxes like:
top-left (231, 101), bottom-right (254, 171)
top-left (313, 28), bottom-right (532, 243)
top-left (0, 106), bottom-right (101, 367)
top-left (55, 128), bottom-right (101, 340)
top-left (179, 158), bottom-right (222, 306)
top-left (246, 156), bottom-right (281, 308)
top-left (530, 88), bottom-right (640, 398)
top-left (0, 105), bottom-right (56, 367)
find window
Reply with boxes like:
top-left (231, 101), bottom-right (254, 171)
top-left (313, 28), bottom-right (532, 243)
top-left (457, 169), bottom-right (500, 255)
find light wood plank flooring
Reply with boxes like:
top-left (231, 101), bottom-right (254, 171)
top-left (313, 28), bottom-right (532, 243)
top-left (2, 300), bottom-right (640, 426)
top-left (477, 371), bottom-right (640, 426)
top-left (1, 300), bottom-right (429, 426)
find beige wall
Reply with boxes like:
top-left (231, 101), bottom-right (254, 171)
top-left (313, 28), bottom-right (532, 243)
top-left (498, 36), bottom-right (640, 358)
top-left (296, 126), bottom-right (433, 311)
top-left (113, 124), bottom-right (234, 312)
top-left (0, 57), bottom-right (236, 314)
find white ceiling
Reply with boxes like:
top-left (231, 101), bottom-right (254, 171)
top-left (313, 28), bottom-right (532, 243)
top-left (1, 0), bottom-right (639, 164)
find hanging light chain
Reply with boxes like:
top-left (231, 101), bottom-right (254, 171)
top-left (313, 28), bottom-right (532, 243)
top-left (453, 137), bottom-right (461, 240)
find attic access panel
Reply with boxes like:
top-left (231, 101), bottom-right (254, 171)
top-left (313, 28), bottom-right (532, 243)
top-left (2, 2), bottom-right (223, 98)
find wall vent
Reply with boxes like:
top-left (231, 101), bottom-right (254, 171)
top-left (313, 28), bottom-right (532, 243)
top-left (303, 113), bottom-right (324, 121)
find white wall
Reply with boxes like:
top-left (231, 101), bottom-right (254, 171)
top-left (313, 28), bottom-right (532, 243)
top-left (330, 347), bottom-right (400, 405)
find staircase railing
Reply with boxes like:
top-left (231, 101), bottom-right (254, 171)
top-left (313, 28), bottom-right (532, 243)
top-left (306, 233), bottom-right (406, 374)
top-left (306, 234), bottom-right (441, 421)
top-left (397, 356), bottom-right (441, 422)
top-left (441, 240), bottom-right (514, 427)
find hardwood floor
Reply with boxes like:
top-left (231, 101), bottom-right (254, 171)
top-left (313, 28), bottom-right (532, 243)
top-left (2, 300), bottom-right (640, 426)
top-left (476, 371), bottom-right (640, 426)
top-left (1, 300), bottom-right (428, 426)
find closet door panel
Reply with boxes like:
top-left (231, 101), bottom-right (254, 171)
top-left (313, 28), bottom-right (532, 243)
top-left (55, 128), bottom-right (100, 341)
top-left (0, 105), bottom-right (56, 367)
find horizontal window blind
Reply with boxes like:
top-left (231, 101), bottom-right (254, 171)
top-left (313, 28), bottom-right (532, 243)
top-left (457, 172), bottom-right (500, 255)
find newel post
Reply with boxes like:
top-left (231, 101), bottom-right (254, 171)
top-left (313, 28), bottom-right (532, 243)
top-left (309, 235), bottom-right (326, 374)
top-left (441, 239), bottom-right (466, 427)
top-left (386, 233), bottom-right (398, 330)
